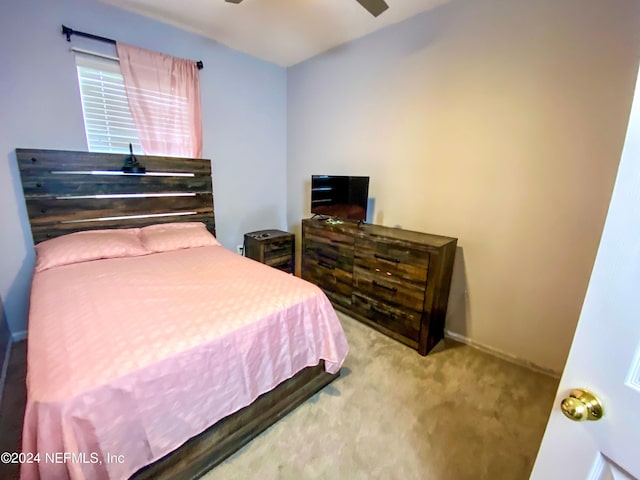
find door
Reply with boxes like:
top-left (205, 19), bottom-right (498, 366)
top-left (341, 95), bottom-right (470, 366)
top-left (531, 70), bottom-right (640, 478)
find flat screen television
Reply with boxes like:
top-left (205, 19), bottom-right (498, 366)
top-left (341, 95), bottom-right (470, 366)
top-left (311, 175), bottom-right (369, 222)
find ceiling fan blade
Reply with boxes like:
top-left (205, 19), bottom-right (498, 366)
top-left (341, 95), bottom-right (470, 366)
top-left (354, 0), bottom-right (389, 17)
top-left (225, 0), bottom-right (243, 3)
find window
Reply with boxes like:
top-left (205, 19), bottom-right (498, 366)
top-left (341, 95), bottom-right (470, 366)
top-left (75, 55), bottom-right (142, 154)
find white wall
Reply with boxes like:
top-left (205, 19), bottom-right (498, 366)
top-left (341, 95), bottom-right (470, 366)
top-left (286, 0), bottom-right (640, 372)
top-left (0, 0), bottom-right (287, 334)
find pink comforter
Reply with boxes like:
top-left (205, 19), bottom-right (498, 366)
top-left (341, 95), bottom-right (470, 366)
top-left (21, 246), bottom-right (348, 480)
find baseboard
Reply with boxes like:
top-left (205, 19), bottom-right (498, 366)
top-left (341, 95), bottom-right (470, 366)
top-left (11, 330), bottom-right (27, 342)
top-left (444, 330), bottom-right (562, 378)
top-left (0, 338), bottom-right (12, 408)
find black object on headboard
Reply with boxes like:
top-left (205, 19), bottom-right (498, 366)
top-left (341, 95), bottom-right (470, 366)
top-left (16, 149), bottom-right (215, 244)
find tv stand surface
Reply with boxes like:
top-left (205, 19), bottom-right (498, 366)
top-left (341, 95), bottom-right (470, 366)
top-left (301, 218), bottom-right (457, 355)
top-left (311, 214), bottom-right (368, 227)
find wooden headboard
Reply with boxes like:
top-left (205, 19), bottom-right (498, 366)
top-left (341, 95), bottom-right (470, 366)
top-left (16, 149), bottom-right (215, 244)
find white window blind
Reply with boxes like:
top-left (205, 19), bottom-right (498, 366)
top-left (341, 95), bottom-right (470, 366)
top-left (75, 55), bottom-right (142, 154)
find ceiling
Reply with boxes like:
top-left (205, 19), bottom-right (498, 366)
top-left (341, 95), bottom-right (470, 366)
top-left (100, 0), bottom-right (451, 66)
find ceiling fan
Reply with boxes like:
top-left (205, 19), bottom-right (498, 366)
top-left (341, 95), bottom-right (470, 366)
top-left (225, 0), bottom-right (389, 18)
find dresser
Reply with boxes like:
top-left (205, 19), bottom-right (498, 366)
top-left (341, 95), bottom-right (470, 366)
top-left (244, 229), bottom-right (295, 274)
top-left (301, 218), bottom-right (457, 355)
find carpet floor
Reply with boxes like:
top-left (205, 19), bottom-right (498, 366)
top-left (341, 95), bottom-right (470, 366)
top-left (0, 313), bottom-right (559, 480)
top-left (203, 312), bottom-right (559, 480)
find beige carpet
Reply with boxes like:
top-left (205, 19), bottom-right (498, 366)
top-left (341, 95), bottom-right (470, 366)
top-left (203, 313), bottom-right (559, 480)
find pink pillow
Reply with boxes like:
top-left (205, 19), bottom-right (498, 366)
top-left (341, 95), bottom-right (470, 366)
top-left (35, 228), bottom-right (148, 272)
top-left (139, 222), bottom-right (221, 253)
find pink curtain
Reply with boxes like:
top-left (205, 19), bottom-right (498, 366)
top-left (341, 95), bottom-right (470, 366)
top-left (116, 42), bottom-right (202, 158)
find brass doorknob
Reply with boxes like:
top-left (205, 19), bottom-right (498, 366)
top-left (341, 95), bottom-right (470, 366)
top-left (560, 388), bottom-right (604, 422)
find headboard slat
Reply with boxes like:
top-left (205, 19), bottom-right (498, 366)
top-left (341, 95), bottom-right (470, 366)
top-left (19, 175), bottom-right (211, 198)
top-left (26, 194), bottom-right (214, 225)
top-left (18, 149), bottom-right (211, 175)
top-left (29, 215), bottom-right (216, 244)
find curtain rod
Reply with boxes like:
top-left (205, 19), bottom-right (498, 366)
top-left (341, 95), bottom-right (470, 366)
top-left (61, 25), bottom-right (204, 70)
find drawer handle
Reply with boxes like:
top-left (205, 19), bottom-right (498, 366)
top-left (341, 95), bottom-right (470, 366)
top-left (372, 281), bottom-right (397, 293)
top-left (374, 253), bottom-right (400, 264)
top-left (318, 260), bottom-right (335, 270)
top-left (370, 305), bottom-right (397, 319)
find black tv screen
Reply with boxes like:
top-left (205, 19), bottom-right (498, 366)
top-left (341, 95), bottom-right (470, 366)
top-left (311, 175), bottom-right (369, 221)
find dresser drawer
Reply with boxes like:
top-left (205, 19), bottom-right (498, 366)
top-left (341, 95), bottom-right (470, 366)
top-left (264, 238), bottom-right (293, 256)
top-left (303, 227), bottom-right (354, 273)
top-left (302, 259), bottom-right (353, 308)
top-left (265, 254), bottom-right (293, 272)
top-left (304, 227), bottom-right (354, 257)
top-left (352, 264), bottom-right (427, 312)
top-left (352, 293), bottom-right (421, 342)
top-left (303, 263), bottom-right (352, 297)
top-left (354, 237), bottom-right (429, 284)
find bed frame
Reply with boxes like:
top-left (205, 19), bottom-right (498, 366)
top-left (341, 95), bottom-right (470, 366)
top-left (16, 148), bottom-right (340, 479)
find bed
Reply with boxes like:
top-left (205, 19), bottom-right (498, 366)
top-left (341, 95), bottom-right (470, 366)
top-left (16, 149), bottom-right (349, 480)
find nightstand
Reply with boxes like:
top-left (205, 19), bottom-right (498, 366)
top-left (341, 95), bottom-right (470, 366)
top-left (244, 229), bottom-right (295, 274)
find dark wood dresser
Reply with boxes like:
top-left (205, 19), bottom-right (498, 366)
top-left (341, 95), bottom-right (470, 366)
top-left (244, 229), bottom-right (295, 274)
top-left (301, 218), bottom-right (457, 355)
